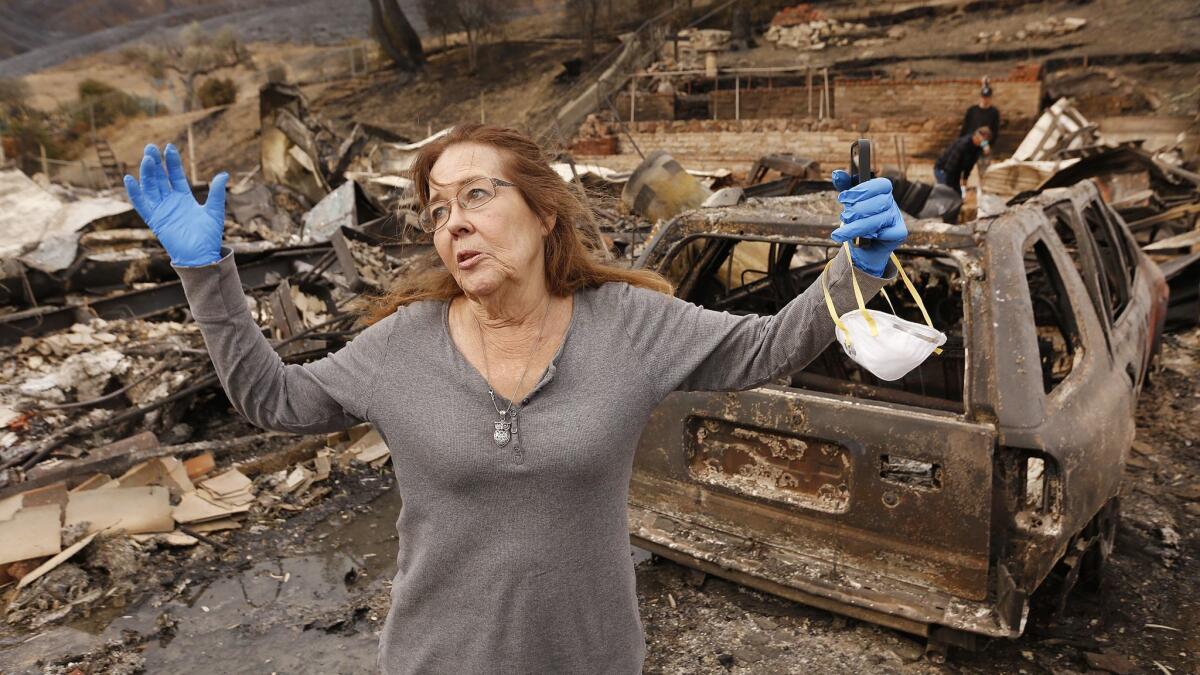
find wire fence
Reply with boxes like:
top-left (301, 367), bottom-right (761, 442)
top-left (286, 43), bottom-right (374, 87)
top-left (53, 89), bottom-right (166, 121)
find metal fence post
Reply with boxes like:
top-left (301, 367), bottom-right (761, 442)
top-left (630, 78), bottom-right (636, 124)
top-left (713, 72), bottom-right (719, 120)
top-left (824, 67), bottom-right (832, 119)
top-left (807, 66), bottom-right (813, 117)
top-left (735, 74), bottom-right (740, 121)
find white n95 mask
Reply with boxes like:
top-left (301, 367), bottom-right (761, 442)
top-left (821, 243), bottom-right (947, 382)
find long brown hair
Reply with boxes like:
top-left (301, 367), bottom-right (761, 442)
top-left (360, 124), bottom-right (671, 325)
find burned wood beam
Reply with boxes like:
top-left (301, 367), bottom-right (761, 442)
top-left (1129, 201), bottom-right (1200, 232)
top-left (2, 432), bottom-right (160, 497)
top-left (0, 431), bottom-right (307, 499)
top-left (329, 229), bottom-right (365, 293)
top-left (269, 279), bottom-right (326, 356)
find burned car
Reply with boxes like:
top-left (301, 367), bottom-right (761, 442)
top-left (627, 180), bottom-right (1168, 651)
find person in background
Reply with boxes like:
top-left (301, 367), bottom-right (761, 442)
top-left (934, 126), bottom-right (992, 195)
top-left (960, 78), bottom-right (1000, 154)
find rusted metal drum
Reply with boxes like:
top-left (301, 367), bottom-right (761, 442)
top-left (621, 150), bottom-right (711, 222)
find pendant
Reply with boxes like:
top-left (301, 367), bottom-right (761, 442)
top-left (493, 421), bottom-right (511, 447)
top-left (493, 411), bottom-right (511, 448)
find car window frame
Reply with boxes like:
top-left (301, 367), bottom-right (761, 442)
top-left (1098, 202), bottom-right (1142, 294)
top-left (656, 232), bottom-right (974, 412)
top-left (1020, 232), bottom-right (1088, 399)
top-left (1080, 201), bottom-right (1133, 324)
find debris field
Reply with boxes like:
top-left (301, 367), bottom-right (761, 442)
top-left (1, 0), bottom-right (1198, 673)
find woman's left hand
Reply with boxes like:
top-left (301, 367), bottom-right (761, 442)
top-left (829, 170), bottom-right (907, 277)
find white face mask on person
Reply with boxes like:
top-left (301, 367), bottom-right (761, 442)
top-left (821, 244), bottom-right (947, 382)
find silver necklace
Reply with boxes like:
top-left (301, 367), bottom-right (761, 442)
top-left (473, 298), bottom-right (551, 448)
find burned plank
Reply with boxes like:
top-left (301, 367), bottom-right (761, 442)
top-left (0, 432), bottom-right (298, 499)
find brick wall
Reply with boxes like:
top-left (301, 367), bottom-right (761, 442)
top-left (834, 77), bottom-right (1042, 125)
top-left (710, 87), bottom-right (816, 120)
top-left (577, 118), bottom-right (963, 179)
top-left (613, 92), bottom-right (675, 121)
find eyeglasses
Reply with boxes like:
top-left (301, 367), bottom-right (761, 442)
top-left (417, 176), bottom-right (515, 233)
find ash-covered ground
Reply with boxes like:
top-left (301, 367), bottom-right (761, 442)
top-left (3, 330), bottom-right (1196, 674)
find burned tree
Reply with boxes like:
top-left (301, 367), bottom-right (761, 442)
top-left (567, 0), bottom-right (602, 63)
top-left (370, 0), bottom-right (425, 73)
top-left (122, 24), bottom-right (252, 113)
top-left (418, 0), bottom-right (506, 72)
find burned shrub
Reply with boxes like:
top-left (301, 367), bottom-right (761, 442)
top-left (197, 77), bottom-right (238, 108)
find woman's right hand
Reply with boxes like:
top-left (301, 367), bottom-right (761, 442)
top-left (124, 143), bottom-right (228, 267)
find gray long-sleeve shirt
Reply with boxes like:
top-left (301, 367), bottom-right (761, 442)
top-left (175, 248), bottom-right (890, 674)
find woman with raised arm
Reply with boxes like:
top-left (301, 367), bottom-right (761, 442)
top-left (124, 124), bottom-right (904, 674)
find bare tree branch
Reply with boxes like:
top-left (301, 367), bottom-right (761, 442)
top-left (124, 23), bottom-right (252, 112)
top-left (419, 0), bottom-right (507, 72)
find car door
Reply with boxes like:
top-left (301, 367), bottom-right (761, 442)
top-left (990, 198), bottom-right (1133, 589)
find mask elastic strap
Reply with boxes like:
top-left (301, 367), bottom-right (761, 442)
top-left (820, 256), bottom-right (852, 346)
top-left (844, 242), bottom-right (877, 336)
top-left (889, 252), bottom-right (943, 355)
top-left (879, 287), bottom-right (897, 314)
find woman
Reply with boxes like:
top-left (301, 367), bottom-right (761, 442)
top-left (124, 124), bottom-right (905, 674)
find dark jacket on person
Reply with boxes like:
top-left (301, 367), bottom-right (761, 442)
top-left (934, 134), bottom-right (984, 191)
top-left (960, 104), bottom-right (1000, 145)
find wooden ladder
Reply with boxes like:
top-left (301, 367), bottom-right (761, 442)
top-left (94, 138), bottom-right (123, 188)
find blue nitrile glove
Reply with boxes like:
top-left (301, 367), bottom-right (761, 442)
top-left (123, 143), bottom-right (228, 267)
top-left (830, 170), bottom-right (907, 277)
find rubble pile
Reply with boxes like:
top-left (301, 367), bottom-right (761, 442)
top-left (980, 97), bottom-right (1200, 327)
top-left (976, 16), bottom-right (1087, 45)
top-left (0, 268), bottom-right (371, 477)
top-left (4, 319), bottom-right (200, 405)
top-left (0, 82), bottom-right (432, 500)
top-left (764, 5), bottom-right (903, 52)
top-left (0, 424), bottom-right (392, 630)
top-left (764, 21), bottom-right (900, 51)
top-left (570, 113), bottom-right (619, 156)
top-left (769, 4), bottom-right (824, 26)
top-left (0, 317), bottom-right (207, 472)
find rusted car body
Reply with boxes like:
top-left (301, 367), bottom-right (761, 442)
top-left (628, 180), bottom-right (1168, 649)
